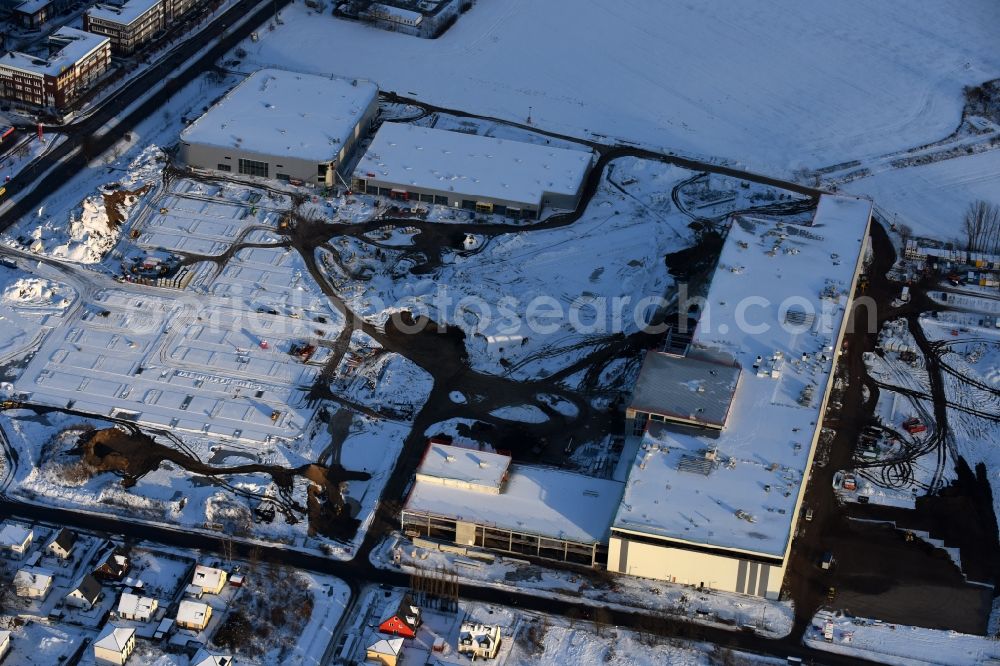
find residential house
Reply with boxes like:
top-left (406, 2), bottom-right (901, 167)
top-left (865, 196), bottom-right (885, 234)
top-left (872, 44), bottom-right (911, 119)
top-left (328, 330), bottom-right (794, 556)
top-left (176, 599), bottom-right (212, 631)
top-left (66, 573), bottom-right (103, 609)
top-left (47, 528), bottom-right (78, 559)
top-left (377, 595), bottom-right (421, 639)
top-left (13, 566), bottom-right (53, 599)
top-left (366, 638), bottom-right (404, 666)
top-left (93, 544), bottom-right (131, 581)
top-left (191, 565), bottom-right (227, 595)
top-left (457, 623), bottom-right (502, 660)
top-left (0, 523), bottom-right (33, 557)
top-left (191, 648), bottom-right (235, 666)
top-left (93, 625), bottom-right (136, 666)
top-left (117, 592), bottom-right (158, 621)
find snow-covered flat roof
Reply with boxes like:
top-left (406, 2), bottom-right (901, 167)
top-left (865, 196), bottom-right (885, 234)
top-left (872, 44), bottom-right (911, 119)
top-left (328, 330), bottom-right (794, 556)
top-left (0, 27), bottom-right (109, 78)
top-left (353, 122), bottom-right (593, 208)
top-left (613, 195), bottom-right (872, 558)
top-left (181, 69), bottom-right (378, 164)
top-left (87, 0), bottom-right (163, 26)
top-left (405, 464), bottom-right (623, 544)
top-left (415, 442), bottom-right (511, 492)
top-left (629, 350), bottom-right (741, 428)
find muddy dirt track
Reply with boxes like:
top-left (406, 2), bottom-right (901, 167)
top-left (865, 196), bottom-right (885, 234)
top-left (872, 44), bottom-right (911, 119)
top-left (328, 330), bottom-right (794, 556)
top-left (72, 426), bottom-right (369, 538)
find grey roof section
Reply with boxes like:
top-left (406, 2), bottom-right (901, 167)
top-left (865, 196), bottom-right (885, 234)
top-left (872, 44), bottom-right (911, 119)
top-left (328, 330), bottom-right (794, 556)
top-left (630, 350), bottom-right (741, 428)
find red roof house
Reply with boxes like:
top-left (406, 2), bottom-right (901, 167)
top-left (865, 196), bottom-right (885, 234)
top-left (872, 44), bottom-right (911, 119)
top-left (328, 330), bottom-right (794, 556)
top-left (378, 594), bottom-right (421, 639)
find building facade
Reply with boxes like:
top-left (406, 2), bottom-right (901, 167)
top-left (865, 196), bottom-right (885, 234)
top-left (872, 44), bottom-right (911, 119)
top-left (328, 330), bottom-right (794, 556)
top-left (0, 27), bottom-right (110, 110)
top-left (84, 0), bottom-right (166, 56)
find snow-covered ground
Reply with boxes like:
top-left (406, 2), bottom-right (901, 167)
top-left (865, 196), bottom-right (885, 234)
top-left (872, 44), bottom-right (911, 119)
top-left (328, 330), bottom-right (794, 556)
top-left (327, 156), bottom-right (789, 380)
top-left (234, 1), bottom-right (1000, 176)
top-left (0, 266), bottom-right (75, 364)
top-left (805, 609), bottom-right (1000, 665)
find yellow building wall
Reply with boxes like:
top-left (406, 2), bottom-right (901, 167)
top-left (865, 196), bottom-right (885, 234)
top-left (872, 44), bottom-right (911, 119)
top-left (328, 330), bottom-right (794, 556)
top-left (608, 536), bottom-right (784, 599)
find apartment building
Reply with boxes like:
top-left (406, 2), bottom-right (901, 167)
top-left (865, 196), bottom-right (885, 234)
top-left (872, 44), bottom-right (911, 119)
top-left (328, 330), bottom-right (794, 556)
top-left (0, 27), bottom-right (111, 110)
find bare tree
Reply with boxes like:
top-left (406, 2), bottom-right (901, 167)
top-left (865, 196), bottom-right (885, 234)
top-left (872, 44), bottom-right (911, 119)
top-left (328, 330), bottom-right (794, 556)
top-left (964, 200), bottom-right (1000, 253)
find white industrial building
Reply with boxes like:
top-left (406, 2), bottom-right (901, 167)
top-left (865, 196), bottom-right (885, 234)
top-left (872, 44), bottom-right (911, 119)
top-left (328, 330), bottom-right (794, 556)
top-left (401, 442), bottom-right (622, 565)
top-left (608, 195), bottom-right (872, 599)
top-left (352, 122), bottom-right (593, 219)
top-left (180, 69), bottom-right (379, 186)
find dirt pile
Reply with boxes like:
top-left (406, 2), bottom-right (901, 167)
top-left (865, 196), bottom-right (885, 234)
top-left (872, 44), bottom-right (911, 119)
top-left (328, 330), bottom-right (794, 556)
top-left (103, 184), bottom-right (151, 227)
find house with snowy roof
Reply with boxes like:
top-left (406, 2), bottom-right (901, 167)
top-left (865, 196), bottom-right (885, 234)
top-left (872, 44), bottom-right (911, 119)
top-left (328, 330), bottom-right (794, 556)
top-left (177, 599), bottom-right (212, 631)
top-left (458, 623), bottom-right (502, 660)
top-left (366, 637), bottom-right (404, 666)
top-left (47, 527), bottom-right (77, 559)
top-left (191, 648), bottom-right (235, 666)
top-left (66, 573), bottom-right (103, 609)
top-left (117, 592), bottom-right (158, 622)
top-left (0, 522), bottom-right (33, 557)
top-left (94, 624), bottom-right (135, 665)
top-left (190, 564), bottom-right (227, 595)
top-left (13, 566), bottom-right (53, 599)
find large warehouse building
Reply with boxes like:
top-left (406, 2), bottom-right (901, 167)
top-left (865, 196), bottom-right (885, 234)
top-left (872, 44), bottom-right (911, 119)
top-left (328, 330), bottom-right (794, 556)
top-left (607, 194), bottom-right (872, 599)
top-left (180, 69), bottom-right (379, 186)
top-left (351, 122), bottom-right (593, 219)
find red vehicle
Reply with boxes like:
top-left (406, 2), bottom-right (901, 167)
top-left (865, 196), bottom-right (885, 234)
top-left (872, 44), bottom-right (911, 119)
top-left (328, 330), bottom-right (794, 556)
top-left (259, 339), bottom-right (269, 350)
top-left (902, 417), bottom-right (927, 434)
top-left (0, 127), bottom-right (14, 142)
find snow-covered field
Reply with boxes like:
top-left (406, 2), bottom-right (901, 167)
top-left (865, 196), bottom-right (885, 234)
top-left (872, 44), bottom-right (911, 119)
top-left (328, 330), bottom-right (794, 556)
top-left (237, 0), bottom-right (1000, 175)
top-left (845, 148), bottom-right (1000, 241)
